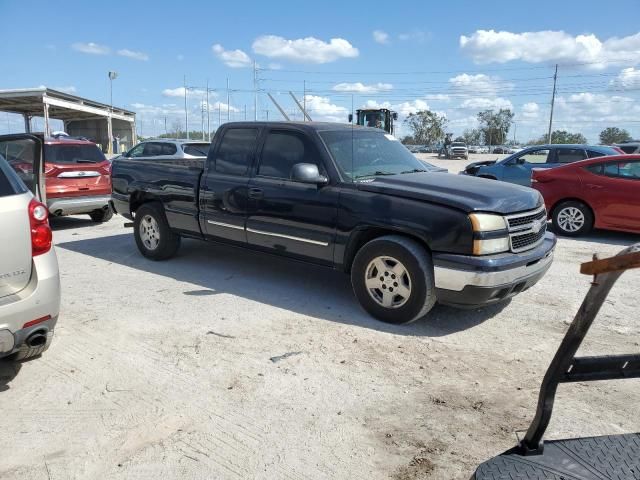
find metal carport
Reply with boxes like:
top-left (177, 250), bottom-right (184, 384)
top-left (0, 87), bottom-right (136, 153)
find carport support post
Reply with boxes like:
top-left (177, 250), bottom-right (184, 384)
top-left (131, 121), bottom-right (137, 147)
top-left (107, 114), bottom-right (113, 154)
top-left (43, 101), bottom-right (50, 137)
top-left (23, 114), bottom-right (31, 133)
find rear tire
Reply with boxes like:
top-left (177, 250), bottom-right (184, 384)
top-left (134, 203), bottom-right (181, 260)
top-left (13, 331), bottom-right (53, 361)
top-left (351, 235), bottom-right (436, 324)
top-left (89, 207), bottom-right (113, 223)
top-left (552, 200), bottom-right (593, 237)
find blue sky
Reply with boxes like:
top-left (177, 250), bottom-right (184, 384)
top-left (1, 0), bottom-right (640, 142)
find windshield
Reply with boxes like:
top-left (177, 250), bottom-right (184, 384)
top-left (452, 142), bottom-right (466, 147)
top-left (320, 130), bottom-right (428, 181)
top-left (45, 144), bottom-right (106, 164)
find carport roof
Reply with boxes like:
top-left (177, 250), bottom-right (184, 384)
top-left (0, 87), bottom-right (135, 123)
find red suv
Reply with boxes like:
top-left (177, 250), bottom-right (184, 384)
top-left (2, 135), bottom-right (113, 222)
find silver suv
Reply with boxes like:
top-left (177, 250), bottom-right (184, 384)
top-left (121, 139), bottom-right (210, 160)
top-left (0, 135), bottom-right (60, 360)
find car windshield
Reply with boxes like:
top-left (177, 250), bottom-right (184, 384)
top-left (320, 130), bottom-right (428, 181)
top-left (45, 144), bottom-right (106, 164)
top-left (452, 142), bottom-right (465, 147)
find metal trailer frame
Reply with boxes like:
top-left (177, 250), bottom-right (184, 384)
top-left (474, 243), bottom-right (640, 479)
top-left (0, 88), bottom-right (136, 154)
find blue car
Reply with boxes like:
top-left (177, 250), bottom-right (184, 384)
top-left (462, 144), bottom-right (621, 186)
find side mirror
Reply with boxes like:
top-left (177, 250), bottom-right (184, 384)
top-left (291, 163), bottom-right (328, 185)
top-left (348, 114), bottom-right (353, 123)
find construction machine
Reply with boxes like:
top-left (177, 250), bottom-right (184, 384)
top-left (349, 109), bottom-right (398, 135)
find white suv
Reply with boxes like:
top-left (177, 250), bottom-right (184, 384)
top-left (0, 135), bottom-right (60, 360)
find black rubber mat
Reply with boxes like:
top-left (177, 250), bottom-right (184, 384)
top-left (474, 433), bottom-right (640, 479)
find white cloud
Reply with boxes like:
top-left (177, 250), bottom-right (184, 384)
top-left (398, 30), bottom-right (428, 43)
top-left (362, 99), bottom-right (431, 117)
top-left (459, 97), bottom-right (513, 111)
top-left (177, 54), bottom-right (184, 61)
top-left (303, 95), bottom-right (349, 122)
top-left (206, 101), bottom-right (240, 113)
top-left (268, 62), bottom-right (282, 70)
top-left (610, 67), bottom-right (640, 90)
top-left (449, 73), bottom-right (512, 96)
top-left (332, 82), bottom-right (393, 93)
top-left (425, 94), bottom-right (451, 102)
top-left (373, 30), bottom-right (390, 44)
top-left (117, 49), bottom-right (149, 61)
top-left (252, 35), bottom-right (359, 64)
top-left (521, 102), bottom-right (540, 119)
top-left (212, 44), bottom-right (252, 68)
top-left (162, 87), bottom-right (209, 98)
top-left (460, 30), bottom-right (640, 68)
top-left (72, 42), bottom-right (110, 55)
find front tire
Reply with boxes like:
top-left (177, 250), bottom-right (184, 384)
top-left (134, 203), bottom-right (181, 260)
top-left (351, 235), bottom-right (436, 324)
top-left (552, 200), bottom-right (593, 237)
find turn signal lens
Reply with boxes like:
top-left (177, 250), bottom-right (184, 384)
top-left (473, 238), bottom-right (510, 255)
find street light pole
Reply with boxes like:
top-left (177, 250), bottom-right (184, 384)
top-left (107, 71), bottom-right (118, 154)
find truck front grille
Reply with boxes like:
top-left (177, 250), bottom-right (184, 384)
top-left (506, 206), bottom-right (547, 253)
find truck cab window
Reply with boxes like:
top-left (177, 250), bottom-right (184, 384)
top-left (258, 131), bottom-right (319, 179)
top-left (554, 148), bottom-right (586, 164)
top-left (215, 128), bottom-right (258, 176)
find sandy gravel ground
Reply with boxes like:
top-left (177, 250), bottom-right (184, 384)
top-left (1, 156), bottom-right (638, 479)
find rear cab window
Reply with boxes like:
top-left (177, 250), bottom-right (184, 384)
top-left (214, 128), bottom-right (259, 175)
top-left (45, 143), bottom-right (106, 164)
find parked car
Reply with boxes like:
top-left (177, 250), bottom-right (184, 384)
top-left (462, 144), bottom-right (621, 186)
top-left (0, 134), bottom-right (113, 222)
top-left (121, 138), bottom-right (210, 160)
top-left (112, 122), bottom-right (555, 325)
top-left (467, 146), bottom-right (478, 154)
top-left (447, 142), bottom-right (468, 159)
top-left (0, 136), bottom-right (60, 360)
top-left (491, 146), bottom-right (509, 154)
top-left (532, 155), bottom-right (640, 236)
top-left (614, 141), bottom-right (640, 154)
top-left (477, 146), bottom-right (489, 154)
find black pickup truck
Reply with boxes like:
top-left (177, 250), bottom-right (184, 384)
top-left (111, 122), bottom-right (556, 324)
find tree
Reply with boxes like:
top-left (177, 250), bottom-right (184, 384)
top-left (531, 130), bottom-right (587, 144)
top-left (462, 128), bottom-right (482, 145)
top-left (599, 127), bottom-right (631, 145)
top-left (404, 110), bottom-right (448, 145)
top-left (477, 109), bottom-right (514, 146)
top-left (400, 135), bottom-right (416, 145)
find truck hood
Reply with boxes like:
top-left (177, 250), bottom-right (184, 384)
top-left (356, 172), bottom-right (541, 214)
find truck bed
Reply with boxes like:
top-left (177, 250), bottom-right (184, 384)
top-left (110, 156), bottom-right (205, 234)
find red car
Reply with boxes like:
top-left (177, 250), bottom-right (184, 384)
top-left (532, 155), bottom-right (640, 236)
top-left (1, 134), bottom-right (113, 222)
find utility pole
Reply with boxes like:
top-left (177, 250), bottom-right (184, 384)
top-left (547, 64), bottom-right (558, 144)
top-left (244, 104), bottom-right (247, 121)
top-left (183, 75), bottom-right (189, 139)
top-left (303, 80), bottom-right (306, 121)
top-left (206, 79), bottom-right (210, 141)
top-left (253, 60), bottom-right (258, 121)
top-left (226, 77), bottom-right (230, 123)
top-left (201, 97), bottom-right (205, 140)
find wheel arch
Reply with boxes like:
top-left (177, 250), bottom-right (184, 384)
top-left (550, 197), bottom-right (596, 223)
top-left (342, 226), bottom-right (432, 273)
top-left (129, 191), bottom-right (162, 215)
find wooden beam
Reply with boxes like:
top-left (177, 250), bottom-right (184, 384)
top-left (580, 250), bottom-right (640, 275)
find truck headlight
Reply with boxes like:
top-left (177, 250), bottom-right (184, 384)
top-left (469, 213), bottom-right (509, 255)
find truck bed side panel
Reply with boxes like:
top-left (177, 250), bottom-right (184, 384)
top-left (111, 158), bottom-right (204, 235)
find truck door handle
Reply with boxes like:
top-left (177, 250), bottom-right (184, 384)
top-left (248, 188), bottom-right (263, 199)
